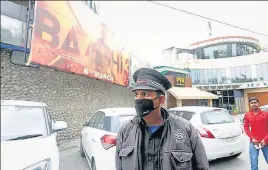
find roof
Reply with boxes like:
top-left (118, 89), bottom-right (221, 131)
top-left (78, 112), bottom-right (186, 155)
top-left (190, 36), bottom-right (259, 47)
top-left (97, 107), bottom-right (136, 116)
top-left (168, 87), bottom-right (218, 100)
top-left (153, 66), bottom-right (190, 75)
top-left (1, 100), bottom-right (47, 107)
top-left (168, 106), bottom-right (225, 113)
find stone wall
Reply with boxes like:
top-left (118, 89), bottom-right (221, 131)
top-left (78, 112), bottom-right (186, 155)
top-left (1, 48), bottom-right (134, 142)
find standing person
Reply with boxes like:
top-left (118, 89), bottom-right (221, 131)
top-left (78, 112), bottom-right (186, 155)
top-left (115, 68), bottom-right (209, 170)
top-left (244, 97), bottom-right (268, 170)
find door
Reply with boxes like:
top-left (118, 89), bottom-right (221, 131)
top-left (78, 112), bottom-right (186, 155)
top-left (81, 112), bottom-right (98, 159)
top-left (247, 92), bottom-right (268, 108)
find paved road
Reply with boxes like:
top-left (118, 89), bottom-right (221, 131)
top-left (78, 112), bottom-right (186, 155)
top-left (60, 140), bottom-right (267, 170)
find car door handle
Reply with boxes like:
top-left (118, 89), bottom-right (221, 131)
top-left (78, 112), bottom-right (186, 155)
top-left (92, 138), bottom-right (96, 142)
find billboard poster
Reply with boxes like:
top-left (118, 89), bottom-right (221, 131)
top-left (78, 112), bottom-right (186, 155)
top-left (27, 1), bottom-right (130, 86)
top-left (129, 53), bottom-right (152, 88)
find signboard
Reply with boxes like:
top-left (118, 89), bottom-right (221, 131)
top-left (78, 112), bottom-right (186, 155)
top-left (129, 53), bottom-right (152, 88)
top-left (27, 1), bottom-right (130, 86)
top-left (175, 77), bottom-right (185, 87)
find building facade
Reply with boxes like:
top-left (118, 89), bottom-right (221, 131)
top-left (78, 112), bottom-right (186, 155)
top-left (162, 36), bottom-right (268, 113)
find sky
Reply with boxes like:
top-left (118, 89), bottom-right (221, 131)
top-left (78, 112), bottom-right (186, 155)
top-left (98, 1), bottom-right (268, 66)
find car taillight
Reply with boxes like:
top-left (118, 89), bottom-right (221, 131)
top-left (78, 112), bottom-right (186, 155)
top-left (100, 134), bottom-right (117, 150)
top-left (196, 126), bottom-right (215, 138)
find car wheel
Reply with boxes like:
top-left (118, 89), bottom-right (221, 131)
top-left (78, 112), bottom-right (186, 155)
top-left (91, 158), bottom-right (97, 170)
top-left (232, 153), bottom-right (242, 158)
top-left (80, 138), bottom-right (85, 157)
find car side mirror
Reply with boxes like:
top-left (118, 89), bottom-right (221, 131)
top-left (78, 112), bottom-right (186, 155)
top-left (53, 121), bottom-right (68, 133)
top-left (83, 121), bottom-right (88, 127)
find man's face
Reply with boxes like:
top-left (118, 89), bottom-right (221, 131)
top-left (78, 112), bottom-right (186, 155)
top-left (249, 99), bottom-right (259, 110)
top-left (134, 90), bottom-right (165, 107)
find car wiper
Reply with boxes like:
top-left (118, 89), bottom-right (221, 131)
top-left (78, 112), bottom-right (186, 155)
top-left (6, 134), bottom-right (43, 141)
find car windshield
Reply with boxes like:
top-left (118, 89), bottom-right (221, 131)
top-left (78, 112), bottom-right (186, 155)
top-left (260, 106), bottom-right (268, 111)
top-left (1, 106), bottom-right (47, 141)
top-left (113, 115), bottom-right (135, 133)
top-left (201, 110), bottom-right (235, 125)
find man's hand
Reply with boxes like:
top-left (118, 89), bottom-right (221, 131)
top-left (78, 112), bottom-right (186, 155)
top-left (252, 138), bottom-right (259, 145)
top-left (260, 140), bottom-right (266, 147)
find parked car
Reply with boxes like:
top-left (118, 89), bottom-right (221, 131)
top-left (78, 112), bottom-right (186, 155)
top-left (80, 108), bottom-right (136, 170)
top-left (168, 106), bottom-right (246, 161)
top-left (241, 104), bottom-right (268, 123)
top-left (1, 100), bottom-right (68, 170)
top-left (260, 104), bottom-right (268, 111)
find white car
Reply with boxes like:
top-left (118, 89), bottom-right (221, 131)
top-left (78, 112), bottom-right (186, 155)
top-left (80, 108), bottom-right (136, 170)
top-left (1, 100), bottom-right (68, 170)
top-left (260, 105), bottom-right (268, 111)
top-left (168, 106), bottom-right (246, 161)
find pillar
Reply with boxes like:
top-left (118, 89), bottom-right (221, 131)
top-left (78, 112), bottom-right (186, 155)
top-left (176, 99), bottom-right (183, 107)
top-left (208, 99), bottom-right (213, 107)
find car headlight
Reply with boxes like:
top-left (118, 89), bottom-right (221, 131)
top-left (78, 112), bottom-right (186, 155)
top-left (23, 159), bottom-right (51, 170)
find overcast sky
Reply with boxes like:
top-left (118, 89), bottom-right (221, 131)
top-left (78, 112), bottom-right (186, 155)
top-left (99, 1), bottom-right (268, 66)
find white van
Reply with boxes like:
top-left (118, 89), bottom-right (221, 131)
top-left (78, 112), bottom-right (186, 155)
top-left (1, 100), bottom-right (68, 170)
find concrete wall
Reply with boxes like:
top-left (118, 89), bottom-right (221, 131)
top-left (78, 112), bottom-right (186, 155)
top-left (1, 48), bottom-right (134, 142)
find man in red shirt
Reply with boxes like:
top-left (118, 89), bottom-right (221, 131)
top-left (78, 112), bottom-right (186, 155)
top-left (244, 97), bottom-right (268, 170)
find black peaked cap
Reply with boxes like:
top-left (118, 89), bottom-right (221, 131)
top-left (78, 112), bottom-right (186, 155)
top-left (132, 68), bottom-right (172, 93)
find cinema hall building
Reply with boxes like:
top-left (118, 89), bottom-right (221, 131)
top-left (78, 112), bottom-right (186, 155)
top-left (162, 36), bottom-right (268, 113)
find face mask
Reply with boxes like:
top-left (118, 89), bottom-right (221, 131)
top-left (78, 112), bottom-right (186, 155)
top-left (135, 97), bottom-right (160, 117)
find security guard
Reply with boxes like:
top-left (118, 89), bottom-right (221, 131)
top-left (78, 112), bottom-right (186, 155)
top-left (115, 68), bottom-right (209, 170)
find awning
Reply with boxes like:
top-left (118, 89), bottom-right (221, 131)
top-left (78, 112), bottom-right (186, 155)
top-left (168, 87), bottom-right (218, 100)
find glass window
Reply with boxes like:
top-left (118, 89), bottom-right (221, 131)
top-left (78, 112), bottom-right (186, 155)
top-left (240, 66), bottom-right (247, 83)
top-left (196, 50), bottom-right (201, 59)
top-left (261, 63), bottom-right (268, 81)
top-left (207, 69), bottom-right (213, 84)
top-left (232, 44), bottom-right (237, 56)
top-left (245, 65), bottom-right (252, 82)
top-left (88, 113), bottom-right (99, 127)
top-left (101, 116), bottom-right (112, 132)
top-left (216, 68), bottom-right (222, 84)
top-left (228, 90), bottom-right (234, 96)
top-left (213, 46), bottom-right (219, 59)
top-left (204, 47), bottom-right (213, 59)
top-left (193, 52), bottom-right (197, 59)
top-left (222, 44), bottom-right (228, 58)
top-left (203, 69), bottom-right (208, 84)
top-left (94, 112), bottom-right (105, 129)
top-left (196, 69), bottom-right (201, 84)
top-left (211, 69), bottom-right (217, 84)
top-left (227, 43), bottom-right (232, 57)
top-left (235, 67), bottom-right (241, 83)
top-left (230, 67), bottom-right (236, 83)
top-left (168, 110), bottom-right (195, 121)
top-left (1, 15), bottom-right (27, 47)
top-left (229, 97), bottom-right (235, 105)
top-left (201, 110), bottom-right (234, 125)
top-left (1, 106), bottom-right (47, 141)
top-left (221, 68), bottom-right (227, 84)
top-left (256, 64), bottom-right (263, 81)
top-left (200, 69), bottom-right (204, 85)
top-left (112, 116), bottom-right (135, 133)
top-left (201, 50), bottom-right (205, 59)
